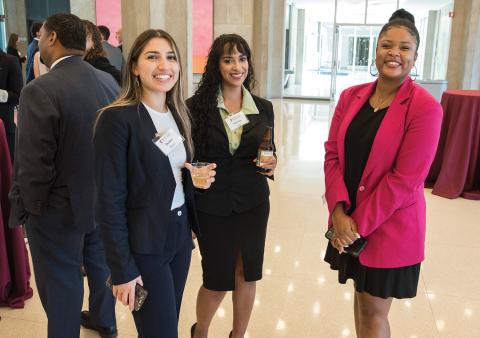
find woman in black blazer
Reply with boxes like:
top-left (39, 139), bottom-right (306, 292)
top-left (188, 34), bottom-right (277, 338)
top-left (94, 29), bottom-right (215, 338)
top-left (6, 33), bottom-right (26, 66)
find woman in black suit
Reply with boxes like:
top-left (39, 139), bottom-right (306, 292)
top-left (94, 29), bottom-right (215, 338)
top-left (188, 34), bottom-right (277, 338)
top-left (83, 20), bottom-right (122, 85)
top-left (6, 33), bottom-right (26, 66)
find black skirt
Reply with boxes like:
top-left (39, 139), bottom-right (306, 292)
top-left (324, 242), bottom-right (420, 299)
top-left (196, 201), bottom-right (269, 291)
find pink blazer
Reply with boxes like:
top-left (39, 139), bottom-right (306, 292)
top-left (324, 78), bottom-right (443, 268)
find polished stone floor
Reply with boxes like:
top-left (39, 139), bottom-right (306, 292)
top-left (1, 99), bottom-right (479, 338)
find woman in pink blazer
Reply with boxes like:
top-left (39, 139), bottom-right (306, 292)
top-left (324, 10), bottom-right (442, 338)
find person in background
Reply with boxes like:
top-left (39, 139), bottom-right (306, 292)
top-left (115, 27), bottom-right (123, 52)
top-left (25, 22), bottom-right (43, 83)
top-left (187, 34), bottom-right (276, 338)
top-left (9, 13), bottom-right (119, 338)
top-left (323, 10), bottom-right (442, 338)
top-left (97, 25), bottom-right (124, 72)
top-left (94, 29), bottom-right (215, 338)
top-left (33, 50), bottom-right (49, 78)
top-left (83, 20), bottom-right (121, 85)
top-left (7, 33), bottom-right (26, 66)
top-left (0, 50), bottom-right (23, 162)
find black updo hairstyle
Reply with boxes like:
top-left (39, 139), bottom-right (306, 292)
top-left (379, 8), bottom-right (420, 52)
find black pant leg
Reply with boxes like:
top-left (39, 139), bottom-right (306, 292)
top-left (83, 226), bottom-right (116, 329)
top-left (25, 214), bottom-right (84, 338)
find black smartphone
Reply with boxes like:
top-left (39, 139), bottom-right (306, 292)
top-left (106, 276), bottom-right (148, 311)
top-left (324, 228), bottom-right (367, 257)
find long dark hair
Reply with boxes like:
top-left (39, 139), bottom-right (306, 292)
top-left (7, 33), bottom-right (19, 49)
top-left (96, 29), bottom-right (193, 155)
top-left (189, 34), bottom-right (255, 158)
top-left (83, 20), bottom-right (106, 61)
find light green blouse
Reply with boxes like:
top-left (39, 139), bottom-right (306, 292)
top-left (217, 86), bottom-right (259, 154)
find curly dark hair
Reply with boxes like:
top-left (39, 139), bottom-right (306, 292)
top-left (189, 34), bottom-right (255, 158)
top-left (83, 20), bottom-right (106, 61)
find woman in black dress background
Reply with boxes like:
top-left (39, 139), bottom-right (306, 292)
top-left (83, 20), bottom-right (121, 85)
top-left (188, 34), bottom-right (277, 338)
top-left (7, 33), bottom-right (26, 66)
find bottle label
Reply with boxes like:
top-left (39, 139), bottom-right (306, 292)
top-left (257, 150), bottom-right (274, 166)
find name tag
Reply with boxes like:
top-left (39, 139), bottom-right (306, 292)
top-left (225, 111), bottom-right (249, 131)
top-left (153, 128), bottom-right (184, 156)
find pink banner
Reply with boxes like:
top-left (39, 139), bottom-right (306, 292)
top-left (193, 0), bottom-right (213, 73)
top-left (96, 0), bottom-right (122, 46)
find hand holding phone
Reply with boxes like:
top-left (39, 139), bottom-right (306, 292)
top-left (106, 275), bottom-right (148, 311)
top-left (325, 228), bottom-right (367, 257)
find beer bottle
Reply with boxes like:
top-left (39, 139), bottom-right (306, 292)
top-left (256, 126), bottom-right (274, 170)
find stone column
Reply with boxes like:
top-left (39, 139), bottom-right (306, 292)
top-left (70, 0), bottom-right (96, 23)
top-left (121, 0), bottom-right (193, 96)
top-left (422, 10), bottom-right (439, 80)
top-left (214, 0), bottom-right (254, 47)
top-left (4, 0), bottom-right (28, 56)
top-left (252, 0), bottom-right (286, 99)
top-left (295, 8), bottom-right (306, 85)
top-left (446, 0), bottom-right (480, 89)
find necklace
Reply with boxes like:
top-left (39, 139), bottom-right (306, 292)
top-left (373, 91), bottom-right (395, 112)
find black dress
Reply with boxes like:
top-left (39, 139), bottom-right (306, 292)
top-left (324, 100), bottom-right (420, 299)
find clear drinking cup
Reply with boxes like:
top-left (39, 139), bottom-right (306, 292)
top-left (191, 162), bottom-right (211, 188)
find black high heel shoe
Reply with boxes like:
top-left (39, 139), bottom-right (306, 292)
top-left (229, 331), bottom-right (232, 338)
top-left (191, 323), bottom-right (197, 338)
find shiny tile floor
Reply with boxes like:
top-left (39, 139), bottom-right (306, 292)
top-left (1, 99), bottom-right (480, 338)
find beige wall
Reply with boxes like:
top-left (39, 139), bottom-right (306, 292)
top-left (121, 0), bottom-right (193, 95)
top-left (213, 0), bottom-right (285, 98)
top-left (447, 0), bottom-right (480, 89)
top-left (70, 0), bottom-right (97, 23)
top-left (214, 0), bottom-right (254, 47)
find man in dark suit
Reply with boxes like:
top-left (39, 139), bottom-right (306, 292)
top-left (25, 21), bottom-right (43, 83)
top-left (9, 13), bottom-right (119, 338)
top-left (97, 25), bottom-right (124, 71)
top-left (0, 50), bottom-right (22, 162)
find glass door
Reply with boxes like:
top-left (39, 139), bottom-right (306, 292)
top-left (330, 24), bottom-right (382, 100)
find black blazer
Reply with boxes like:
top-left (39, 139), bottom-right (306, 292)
top-left (94, 103), bottom-right (199, 284)
top-left (9, 56), bottom-right (119, 231)
top-left (187, 94), bottom-right (275, 216)
top-left (7, 47), bottom-right (26, 65)
top-left (86, 56), bottom-right (122, 85)
top-left (0, 51), bottom-right (23, 160)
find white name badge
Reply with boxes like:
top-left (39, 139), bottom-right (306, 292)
top-left (153, 128), bottom-right (184, 156)
top-left (225, 111), bottom-right (249, 131)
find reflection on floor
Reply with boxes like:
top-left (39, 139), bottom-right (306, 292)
top-left (1, 99), bottom-right (479, 337)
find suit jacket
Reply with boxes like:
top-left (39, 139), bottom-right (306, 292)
top-left (94, 103), bottom-right (199, 284)
top-left (187, 94), bottom-right (275, 216)
top-left (324, 78), bottom-right (443, 268)
top-left (101, 41), bottom-right (124, 71)
top-left (6, 47), bottom-right (26, 65)
top-left (9, 56), bottom-right (120, 232)
top-left (25, 39), bottom-right (38, 83)
top-left (0, 51), bottom-right (23, 160)
top-left (86, 56), bottom-right (122, 85)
